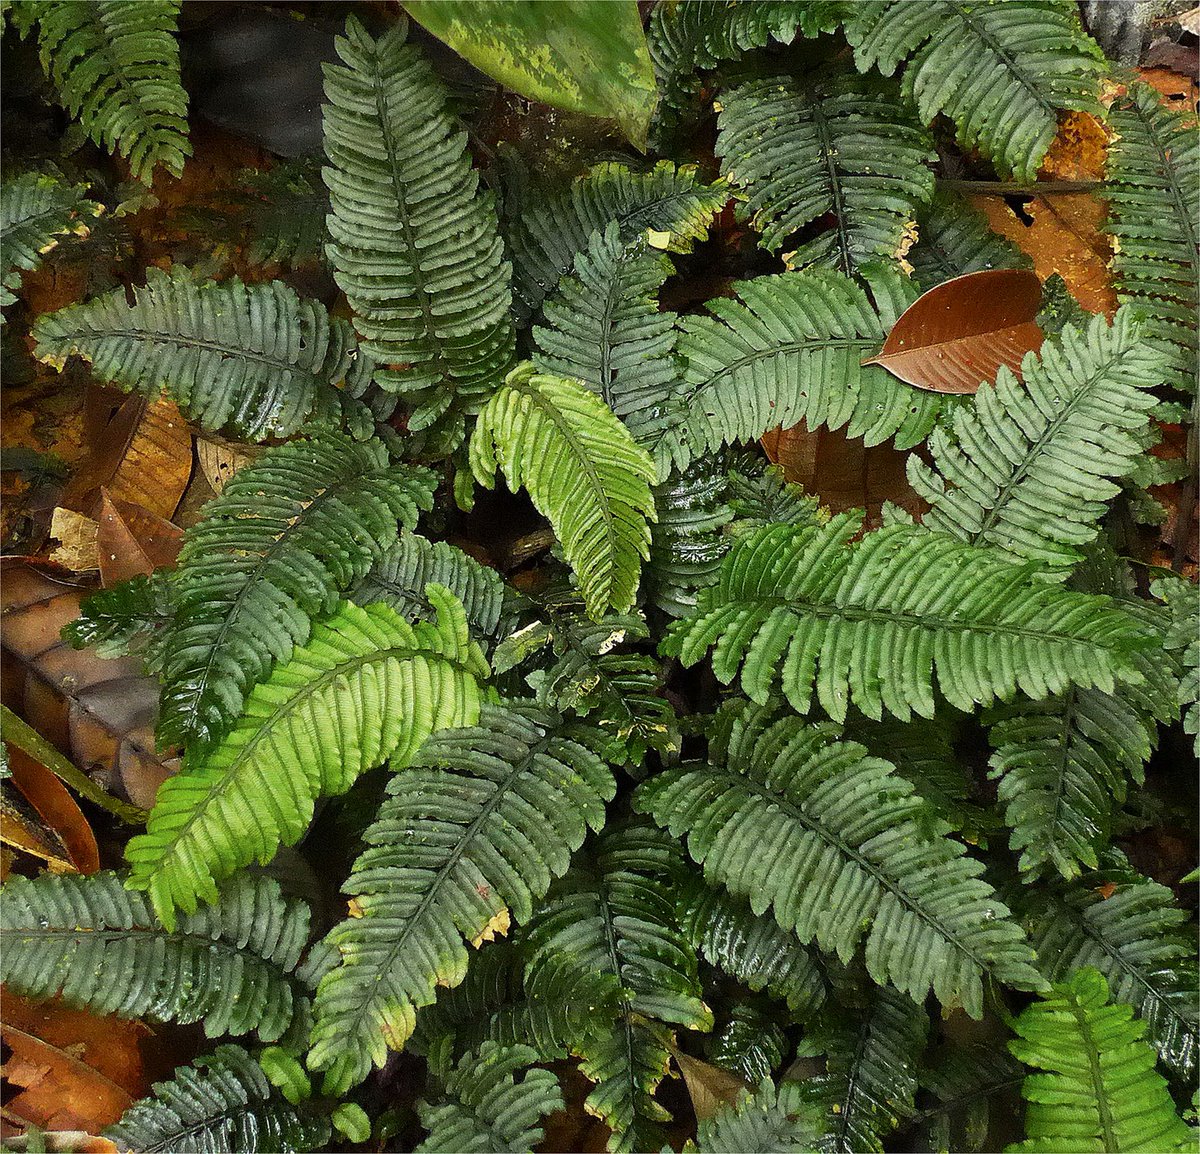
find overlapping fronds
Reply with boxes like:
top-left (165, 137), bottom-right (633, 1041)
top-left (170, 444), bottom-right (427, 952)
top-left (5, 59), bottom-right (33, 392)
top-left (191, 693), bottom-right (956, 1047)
top-left (1106, 81), bottom-right (1199, 397)
top-left (1, 172), bottom-right (101, 313)
top-left (1007, 967), bottom-right (1192, 1152)
top-left (710, 1002), bottom-right (787, 1083)
top-left (663, 515), bottom-right (1149, 723)
top-left (635, 702), bottom-right (1044, 1018)
top-left (416, 1042), bottom-right (563, 1154)
top-left (126, 592), bottom-right (488, 929)
top-left (156, 434), bottom-right (435, 752)
top-left (665, 268), bottom-right (941, 472)
top-left (915, 1042), bottom-right (1024, 1153)
top-left (1153, 573), bottom-right (1200, 755)
top-left (470, 364), bottom-right (657, 619)
top-left (523, 825), bottom-right (712, 1152)
top-left (533, 222), bottom-right (681, 478)
top-left (724, 451), bottom-right (824, 536)
top-left (1, 871), bottom-right (313, 1045)
top-left (715, 72), bottom-right (935, 274)
top-left (909, 189), bottom-right (1030, 289)
top-left (692, 1078), bottom-right (823, 1154)
top-left (908, 309), bottom-right (1165, 575)
top-left (31, 0), bottom-right (190, 183)
top-left (322, 17), bottom-right (514, 443)
top-left (508, 160), bottom-right (726, 320)
top-left (845, 1), bottom-right (1107, 183)
top-left (308, 702), bottom-right (613, 1096)
top-left (105, 1045), bottom-right (331, 1154)
top-left (32, 268), bottom-right (374, 441)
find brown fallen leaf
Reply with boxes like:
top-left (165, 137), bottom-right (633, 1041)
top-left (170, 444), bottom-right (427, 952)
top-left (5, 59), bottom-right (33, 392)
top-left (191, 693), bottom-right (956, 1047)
top-left (0, 1130), bottom-right (118, 1152)
top-left (47, 508), bottom-right (99, 573)
top-left (863, 269), bottom-right (1044, 394)
top-left (195, 435), bottom-right (259, 495)
top-left (96, 490), bottom-right (183, 588)
top-left (672, 1050), bottom-right (747, 1123)
top-left (2, 742), bottom-right (99, 873)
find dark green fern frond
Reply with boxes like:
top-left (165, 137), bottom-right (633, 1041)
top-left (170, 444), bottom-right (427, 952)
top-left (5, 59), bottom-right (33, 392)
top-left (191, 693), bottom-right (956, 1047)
top-left (663, 515), bottom-right (1149, 723)
top-left (105, 1045), bottom-right (331, 1154)
top-left (533, 221), bottom-right (681, 478)
top-left (322, 16), bottom-right (514, 446)
top-left (909, 189), bottom-right (1030, 289)
top-left (126, 592), bottom-right (488, 930)
top-left (63, 570), bottom-right (174, 661)
top-left (157, 434), bottom-right (435, 753)
top-left (635, 702), bottom-right (1044, 1019)
top-left (845, 1), bottom-right (1106, 183)
top-left (1153, 573), bottom-right (1199, 756)
top-left (710, 1001), bottom-right (787, 1084)
top-left (416, 1042), bottom-right (563, 1154)
top-left (716, 72), bottom-right (935, 274)
top-left (725, 451), bottom-right (824, 536)
top-left (508, 159), bottom-right (726, 321)
top-left (908, 309), bottom-right (1165, 576)
top-left (913, 1041), bottom-right (1024, 1154)
top-left (32, 268), bottom-right (374, 441)
top-left (32, 0), bottom-right (190, 183)
top-left (1007, 967), bottom-right (1192, 1153)
top-left (691, 1078), bottom-right (823, 1154)
top-left (1, 871), bottom-right (313, 1045)
top-left (308, 702), bottom-right (614, 1096)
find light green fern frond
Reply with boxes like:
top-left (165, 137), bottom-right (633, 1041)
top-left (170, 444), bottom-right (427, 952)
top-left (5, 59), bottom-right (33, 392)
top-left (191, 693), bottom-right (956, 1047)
top-left (470, 364), bottom-right (657, 619)
top-left (1007, 967), bottom-right (1192, 1153)
top-left (126, 592), bottom-right (487, 929)
top-left (32, 0), bottom-right (190, 183)
top-left (32, 268), bottom-right (374, 441)
top-left (909, 188), bottom-right (1030, 289)
top-left (845, 1), bottom-right (1106, 183)
top-left (691, 1078), bottom-right (823, 1154)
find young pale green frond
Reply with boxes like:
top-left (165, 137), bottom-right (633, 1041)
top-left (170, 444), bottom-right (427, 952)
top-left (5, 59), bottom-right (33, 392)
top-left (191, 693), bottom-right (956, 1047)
top-left (508, 160), bottom-right (726, 321)
top-left (1153, 573), bottom-right (1200, 756)
top-left (32, 268), bottom-right (372, 442)
top-left (663, 515), bottom-right (1149, 723)
top-left (470, 364), bottom-right (657, 620)
top-left (845, 1), bottom-right (1107, 183)
top-left (716, 73), bottom-right (935, 274)
top-left (157, 434), bottom-right (435, 753)
top-left (1007, 967), bottom-right (1192, 1153)
top-left (308, 702), bottom-right (614, 1096)
top-left (635, 702), bottom-right (1044, 1019)
top-left (126, 593), bottom-right (487, 930)
top-left (32, 0), bottom-right (190, 183)
top-left (1, 871), bottom-right (313, 1045)
top-left (416, 1042), bottom-right (563, 1154)
top-left (533, 222), bottom-right (681, 479)
top-left (105, 1044), bottom-right (331, 1154)
top-left (691, 1078), bottom-right (823, 1154)
top-left (909, 189), bottom-right (1031, 289)
top-left (667, 268), bottom-right (941, 472)
top-left (322, 17), bottom-right (514, 444)
top-left (909, 310), bottom-right (1165, 576)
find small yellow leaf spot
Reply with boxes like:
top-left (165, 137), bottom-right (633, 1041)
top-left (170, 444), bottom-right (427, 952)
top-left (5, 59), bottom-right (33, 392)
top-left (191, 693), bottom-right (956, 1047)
top-left (471, 908), bottom-right (511, 948)
top-left (645, 229), bottom-right (673, 250)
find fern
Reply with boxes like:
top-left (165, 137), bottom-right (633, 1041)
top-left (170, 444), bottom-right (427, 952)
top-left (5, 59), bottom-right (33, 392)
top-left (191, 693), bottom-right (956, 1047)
top-left (416, 1041), bottom-right (563, 1154)
top-left (105, 1044), bottom-right (331, 1154)
top-left (691, 1078), bottom-right (823, 1154)
top-left (663, 514), bottom-right (1149, 723)
top-left (155, 434), bottom-right (434, 752)
top-left (32, 268), bottom-right (375, 441)
top-left (914, 1041), bottom-right (1025, 1153)
top-left (31, 0), bottom-right (190, 183)
top-left (470, 364), bottom-right (657, 619)
top-left (845, 1), bottom-right (1107, 183)
top-left (125, 592), bottom-right (488, 929)
top-left (1007, 967), bottom-right (1192, 1152)
top-left (909, 188), bottom-right (1031, 289)
top-left (322, 16), bottom-right (514, 445)
top-left (308, 701), bottom-right (614, 1095)
top-left (62, 571), bottom-right (174, 660)
top-left (635, 702), bottom-right (1044, 1019)
top-left (908, 310), bottom-right (1165, 576)
top-left (724, 451), bottom-right (824, 536)
top-left (715, 72), bottom-right (935, 274)
top-left (1153, 573), bottom-right (1200, 756)
top-left (532, 222), bottom-right (681, 479)
top-left (709, 1001), bottom-right (787, 1084)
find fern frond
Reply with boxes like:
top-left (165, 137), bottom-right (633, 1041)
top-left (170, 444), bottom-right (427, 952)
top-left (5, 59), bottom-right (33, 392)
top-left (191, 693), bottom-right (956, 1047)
top-left (156, 434), bottom-right (435, 752)
top-left (915, 1041), bottom-right (1024, 1154)
top-left (710, 1001), bottom-right (787, 1084)
top-left (508, 160), bottom-right (726, 320)
top-left (1007, 967), bottom-right (1192, 1152)
top-left (308, 701), bottom-right (613, 1095)
top-left (126, 592), bottom-right (488, 929)
top-left (322, 16), bottom-right (514, 444)
top-left (635, 702), bottom-right (1044, 1018)
top-left (663, 515), bottom-right (1149, 723)
top-left (533, 221), bottom-right (681, 478)
top-left (666, 267), bottom-right (941, 472)
top-left (716, 73), bottom-right (935, 274)
top-left (692, 1078), bottom-right (823, 1154)
top-left (908, 310), bottom-right (1165, 575)
top-left (1153, 573), bottom-right (1200, 755)
top-left (845, 1), bottom-right (1106, 183)
top-left (32, 268), bottom-right (374, 441)
top-left (909, 188), bottom-right (1030, 289)
top-left (725, 451), bottom-right (824, 536)
top-left (416, 1042), bottom-right (562, 1154)
top-left (32, 0), bottom-right (190, 183)
top-left (470, 364), bottom-right (657, 619)
top-left (63, 570), bottom-right (174, 660)
top-left (105, 1044), bottom-right (331, 1154)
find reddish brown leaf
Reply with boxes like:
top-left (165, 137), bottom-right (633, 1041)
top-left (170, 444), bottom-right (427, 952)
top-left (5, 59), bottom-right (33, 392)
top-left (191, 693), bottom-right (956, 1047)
top-left (2, 744), bottom-right (99, 874)
top-left (96, 490), bottom-right (182, 588)
top-left (863, 269), bottom-right (1045, 394)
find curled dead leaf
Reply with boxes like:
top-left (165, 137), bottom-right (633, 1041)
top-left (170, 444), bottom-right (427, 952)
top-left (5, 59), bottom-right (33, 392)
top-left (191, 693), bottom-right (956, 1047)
top-left (1, 741), bottom-right (99, 873)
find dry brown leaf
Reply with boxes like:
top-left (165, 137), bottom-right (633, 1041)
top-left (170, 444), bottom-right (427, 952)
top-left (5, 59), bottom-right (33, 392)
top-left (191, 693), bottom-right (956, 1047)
top-left (672, 1051), bottom-right (747, 1123)
top-left (195, 436), bottom-right (259, 495)
top-left (96, 490), bottom-right (183, 588)
top-left (1, 742), bottom-right (99, 873)
top-left (0, 1131), bottom-right (118, 1152)
top-left (47, 508), bottom-right (99, 573)
top-left (1039, 110), bottom-right (1109, 182)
